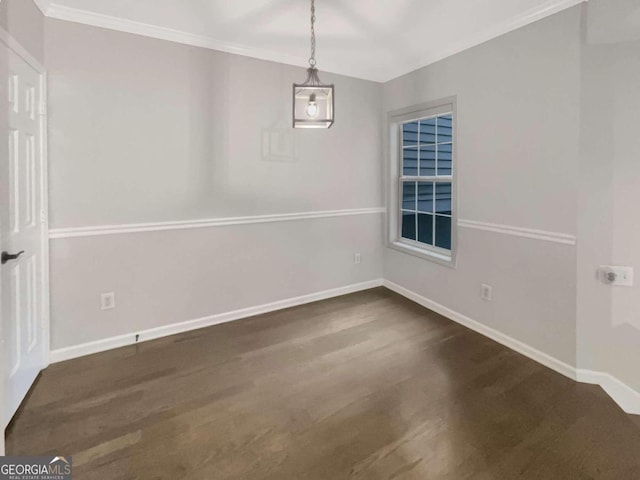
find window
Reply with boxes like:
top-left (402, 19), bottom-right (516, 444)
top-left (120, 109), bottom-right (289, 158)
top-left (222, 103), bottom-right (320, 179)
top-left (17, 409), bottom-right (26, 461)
top-left (388, 100), bottom-right (456, 264)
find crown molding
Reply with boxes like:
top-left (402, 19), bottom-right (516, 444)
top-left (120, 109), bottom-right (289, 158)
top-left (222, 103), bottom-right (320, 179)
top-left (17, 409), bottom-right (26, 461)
top-left (44, 3), bottom-right (379, 81)
top-left (44, 3), bottom-right (368, 79)
top-left (45, 3), bottom-right (302, 64)
top-left (32, 0), bottom-right (52, 16)
top-left (45, 0), bottom-right (587, 83)
top-left (385, 0), bottom-right (588, 81)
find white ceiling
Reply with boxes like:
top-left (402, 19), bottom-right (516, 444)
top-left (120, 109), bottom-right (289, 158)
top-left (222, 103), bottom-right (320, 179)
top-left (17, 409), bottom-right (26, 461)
top-left (35, 0), bottom-right (585, 82)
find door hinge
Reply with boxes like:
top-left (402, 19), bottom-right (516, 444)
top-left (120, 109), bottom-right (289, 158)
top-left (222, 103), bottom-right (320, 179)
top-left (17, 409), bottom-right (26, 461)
top-left (40, 209), bottom-right (47, 223)
top-left (38, 101), bottom-right (47, 116)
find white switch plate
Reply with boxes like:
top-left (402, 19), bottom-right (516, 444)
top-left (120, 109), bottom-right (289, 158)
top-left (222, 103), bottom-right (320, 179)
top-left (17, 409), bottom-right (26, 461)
top-left (354, 253), bottom-right (361, 264)
top-left (101, 292), bottom-right (115, 310)
top-left (481, 284), bottom-right (493, 301)
top-left (599, 266), bottom-right (634, 287)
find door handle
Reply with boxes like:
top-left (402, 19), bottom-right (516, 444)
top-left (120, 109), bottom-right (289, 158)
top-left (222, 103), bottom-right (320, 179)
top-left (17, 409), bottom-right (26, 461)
top-left (1, 250), bottom-right (25, 265)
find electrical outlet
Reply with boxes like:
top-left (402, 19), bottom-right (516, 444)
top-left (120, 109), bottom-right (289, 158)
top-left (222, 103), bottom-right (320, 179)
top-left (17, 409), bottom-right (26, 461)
top-left (354, 253), bottom-right (361, 264)
top-left (598, 266), bottom-right (634, 286)
top-left (481, 284), bottom-right (493, 302)
top-left (101, 292), bottom-right (115, 310)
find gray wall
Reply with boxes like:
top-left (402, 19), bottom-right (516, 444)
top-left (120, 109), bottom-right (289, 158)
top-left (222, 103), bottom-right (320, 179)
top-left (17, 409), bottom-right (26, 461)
top-left (578, 0), bottom-right (640, 391)
top-left (45, 19), bottom-right (385, 350)
top-left (0, 0), bottom-right (44, 63)
top-left (383, 7), bottom-right (582, 366)
top-left (46, 20), bottom-right (383, 226)
top-left (34, 0), bottom-right (640, 396)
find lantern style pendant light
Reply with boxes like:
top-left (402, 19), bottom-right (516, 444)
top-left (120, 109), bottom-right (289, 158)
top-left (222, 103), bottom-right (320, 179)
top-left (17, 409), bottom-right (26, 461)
top-left (293, 0), bottom-right (334, 128)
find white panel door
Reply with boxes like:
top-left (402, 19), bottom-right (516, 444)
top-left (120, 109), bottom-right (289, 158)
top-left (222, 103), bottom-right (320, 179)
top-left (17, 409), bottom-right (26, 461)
top-left (0, 40), bottom-right (47, 428)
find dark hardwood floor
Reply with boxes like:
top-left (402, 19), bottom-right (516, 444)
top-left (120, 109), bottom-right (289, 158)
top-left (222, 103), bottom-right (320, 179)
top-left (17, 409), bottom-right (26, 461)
top-left (6, 288), bottom-right (640, 479)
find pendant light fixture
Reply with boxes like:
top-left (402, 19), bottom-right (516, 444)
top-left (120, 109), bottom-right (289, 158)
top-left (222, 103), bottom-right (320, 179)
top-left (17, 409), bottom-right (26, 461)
top-left (293, 0), bottom-right (334, 128)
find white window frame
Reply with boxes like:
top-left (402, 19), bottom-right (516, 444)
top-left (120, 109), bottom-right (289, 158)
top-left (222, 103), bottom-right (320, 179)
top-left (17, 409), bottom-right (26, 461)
top-left (386, 98), bottom-right (457, 267)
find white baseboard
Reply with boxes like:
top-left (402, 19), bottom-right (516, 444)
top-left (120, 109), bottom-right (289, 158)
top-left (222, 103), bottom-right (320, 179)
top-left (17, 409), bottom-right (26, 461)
top-left (49, 276), bottom-right (640, 416)
top-left (576, 370), bottom-right (640, 416)
top-left (50, 279), bottom-right (384, 363)
top-left (383, 279), bottom-right (640, 416)
top-left (382, 280), bottom-right (577, 380)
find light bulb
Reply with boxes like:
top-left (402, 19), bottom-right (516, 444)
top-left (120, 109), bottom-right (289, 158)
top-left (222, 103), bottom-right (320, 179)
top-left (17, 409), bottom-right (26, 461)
top-left (305, 93), bottom-right (319, 119)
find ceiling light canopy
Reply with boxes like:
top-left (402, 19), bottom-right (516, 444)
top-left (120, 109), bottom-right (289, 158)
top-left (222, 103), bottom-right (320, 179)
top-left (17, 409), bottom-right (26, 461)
top-left (293, 0), bottom-right (334, 129)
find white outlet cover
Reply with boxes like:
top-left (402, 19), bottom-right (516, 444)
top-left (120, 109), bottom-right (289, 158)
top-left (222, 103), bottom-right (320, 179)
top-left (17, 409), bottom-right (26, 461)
top-left (101, 292), bottom-right (115, 310)
top-left (481, 284), bottom-right (493, 301)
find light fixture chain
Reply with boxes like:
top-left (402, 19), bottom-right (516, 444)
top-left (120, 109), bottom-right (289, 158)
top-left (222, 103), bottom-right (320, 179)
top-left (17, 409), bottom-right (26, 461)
top-left (309, 0), bottom-right (316, 67)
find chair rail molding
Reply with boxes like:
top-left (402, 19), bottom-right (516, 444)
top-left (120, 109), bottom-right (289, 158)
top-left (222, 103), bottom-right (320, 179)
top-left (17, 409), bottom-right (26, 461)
top-left (458, 219), bottom-right (577, 246)
top-left (49, 207), bottom-right (387, 239)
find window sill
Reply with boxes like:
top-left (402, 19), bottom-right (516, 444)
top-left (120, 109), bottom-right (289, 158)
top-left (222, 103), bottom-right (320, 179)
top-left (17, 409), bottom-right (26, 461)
top-left (389, 241), bottom-right (456, 268)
